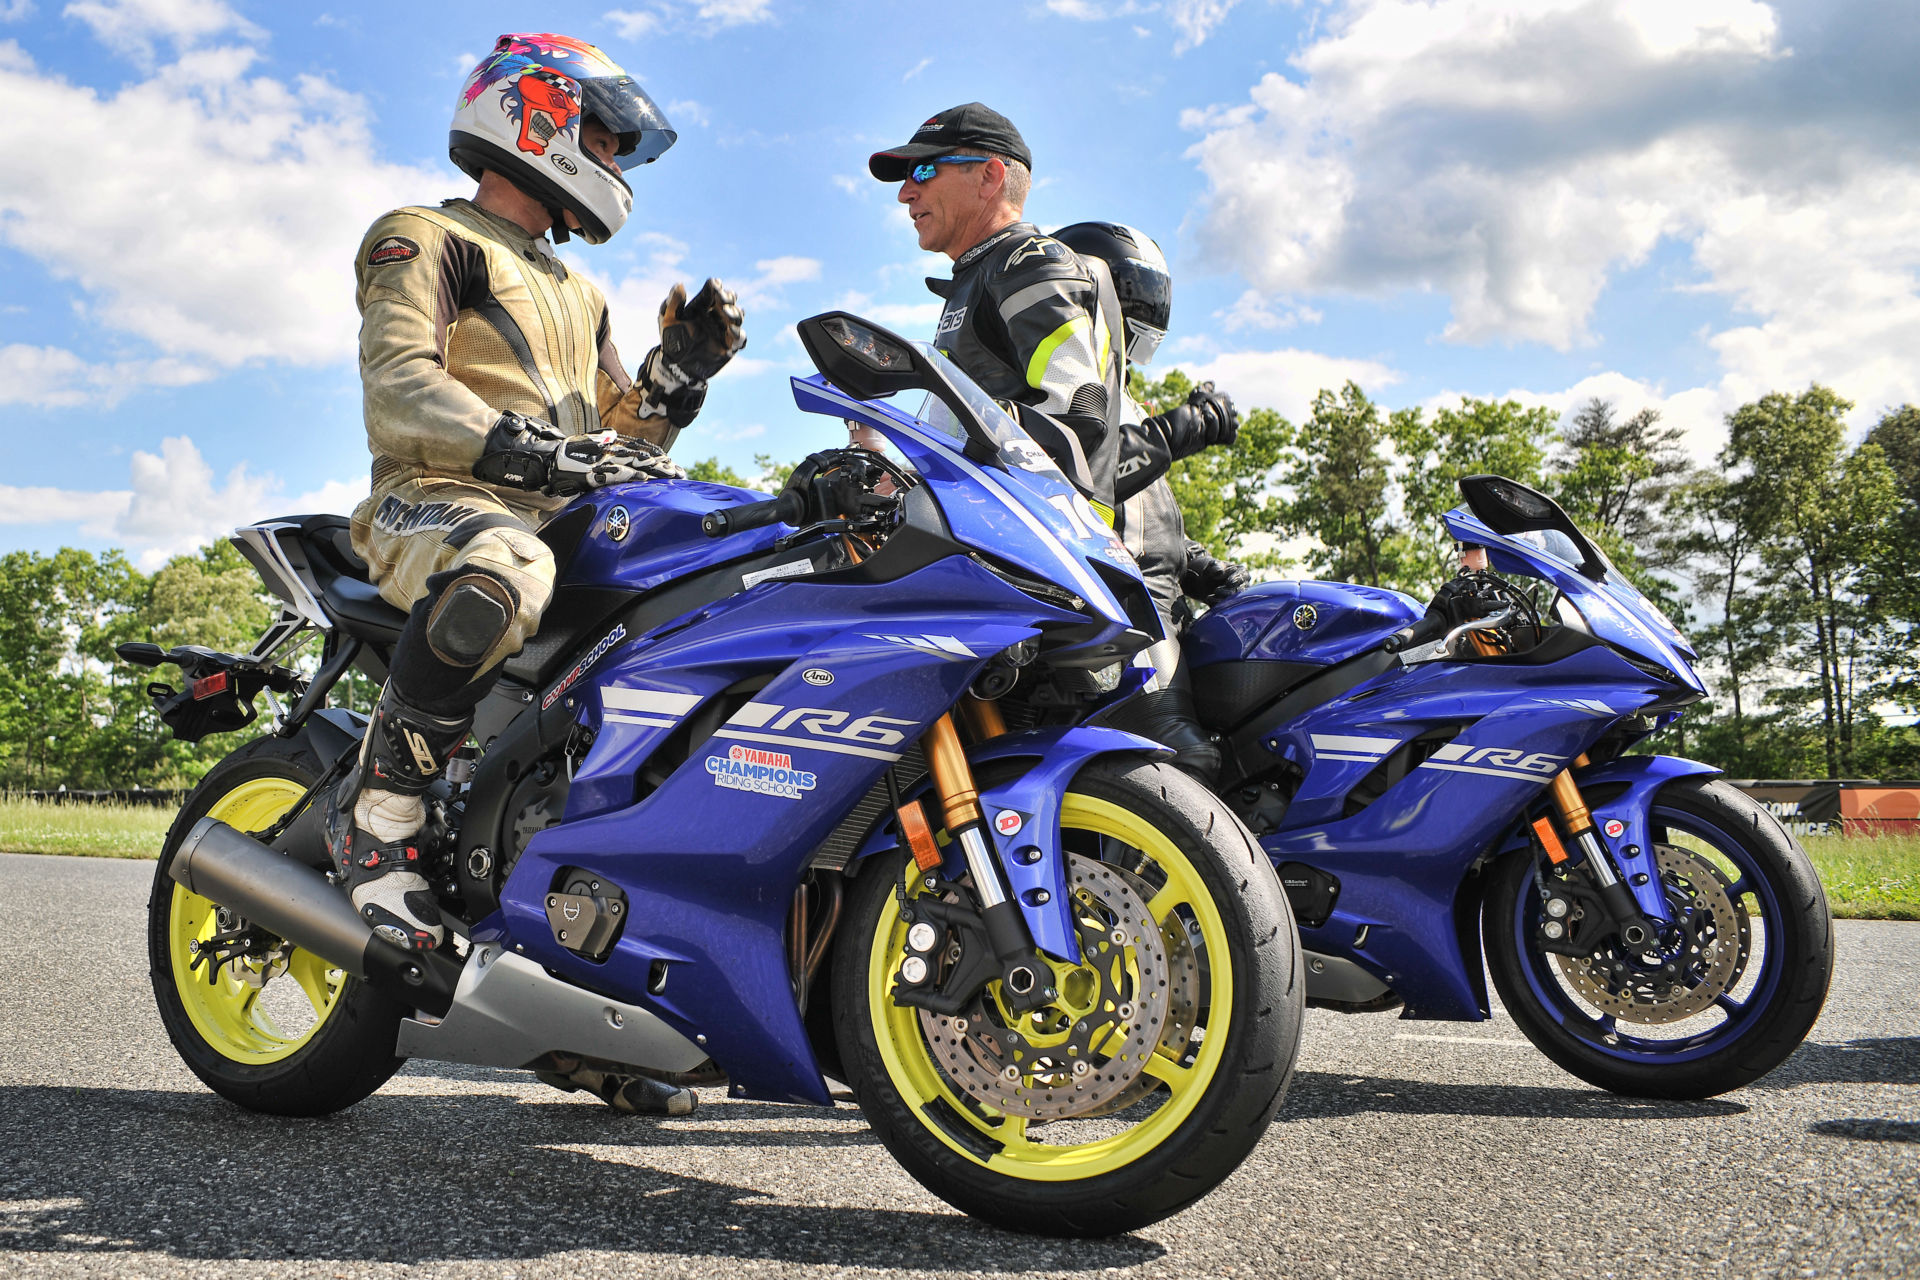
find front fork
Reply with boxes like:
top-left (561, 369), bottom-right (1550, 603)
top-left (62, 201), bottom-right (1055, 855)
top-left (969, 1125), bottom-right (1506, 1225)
top-left (1536, 760), bottom-right (1663, 951)
top-left (914, 711), bottom-right (1055, 1013)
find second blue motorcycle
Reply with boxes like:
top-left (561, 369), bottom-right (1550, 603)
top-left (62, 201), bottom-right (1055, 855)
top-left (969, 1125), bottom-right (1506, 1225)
top-left (1180, 474), bottom-right (1834, 1098)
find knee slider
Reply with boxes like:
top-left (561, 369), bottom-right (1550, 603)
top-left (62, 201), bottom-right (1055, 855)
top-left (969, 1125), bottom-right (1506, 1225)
top-left (423, 569), bottom-right (519, 669)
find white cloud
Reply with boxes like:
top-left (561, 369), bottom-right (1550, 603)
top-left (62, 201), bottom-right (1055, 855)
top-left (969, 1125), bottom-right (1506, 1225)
top-left (0, 343), bottom-right (211, 408)
top-left (831, 291), bottom-right (942, 334)
top-left (663, 97), bottom-right (710, 127)
top-left (1184, 0), bottom-right (1920, 423)
top-left (1170, 347), bottom-right (1401, 423)
top-left (603, 0), bottom-right (772, 40)
top-left (1167, 0), bottom-right (1242, 52)
top-left (902, 56), bottom-right (932, 82)
top-left (1, 436), bottom-right (359, 566)
top-left (1215, 289), bottom-right (1321, 333)
top-left (63, 0), bottom-right (263, 62)
top-left (0, 41), bottom-right (441, 385)
top-left (1, 1), bottom-right (33, 21)
top-left (1437, 370), bottom-right (1735, 465)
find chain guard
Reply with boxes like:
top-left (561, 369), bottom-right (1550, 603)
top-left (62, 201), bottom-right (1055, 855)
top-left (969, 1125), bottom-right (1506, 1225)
top-left (1554, 843), bottom-right (1749, 1024)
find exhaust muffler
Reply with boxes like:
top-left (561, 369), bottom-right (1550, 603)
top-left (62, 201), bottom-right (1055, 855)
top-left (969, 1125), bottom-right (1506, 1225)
top-left (171, 817), bottom-right (459, 1014)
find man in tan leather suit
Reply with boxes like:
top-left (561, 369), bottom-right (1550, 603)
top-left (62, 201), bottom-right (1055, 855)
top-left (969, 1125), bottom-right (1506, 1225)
top-left (326, 33), bottom-right (745, 1002)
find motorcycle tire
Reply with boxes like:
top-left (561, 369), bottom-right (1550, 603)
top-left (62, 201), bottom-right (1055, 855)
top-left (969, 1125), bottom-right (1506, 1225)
top-left (832, 757), bottom-right (1303, 1237)
top-left (148, 731), bottom-right (407, 1117)
top-left (1484, 776), bottom-right (1833, 1099)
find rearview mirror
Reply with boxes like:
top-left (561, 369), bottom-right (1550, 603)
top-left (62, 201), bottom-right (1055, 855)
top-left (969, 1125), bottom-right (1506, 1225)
top-left (796, 312), bottom-right (929, 401)
top-left (1457, 474), bottom-right (1609, 581)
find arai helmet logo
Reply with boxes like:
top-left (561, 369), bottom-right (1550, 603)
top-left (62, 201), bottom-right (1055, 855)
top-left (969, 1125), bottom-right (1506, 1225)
top-left (552, 153), bottom-right (578, 176)
top-left (606, 506), bottom-right (630, 542)
top-left (1293, 604), bottom-right (1318, 630)
top-left (802, 668), bottom-right (834, 686)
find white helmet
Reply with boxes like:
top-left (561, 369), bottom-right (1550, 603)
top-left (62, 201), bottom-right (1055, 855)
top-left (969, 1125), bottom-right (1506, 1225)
top-left (450, 34), bottom-right (676, 245)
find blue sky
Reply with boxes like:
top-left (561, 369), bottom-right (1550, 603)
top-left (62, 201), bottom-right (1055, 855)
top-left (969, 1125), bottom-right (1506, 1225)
top-left (2, 0), bottom-right (1915, 567)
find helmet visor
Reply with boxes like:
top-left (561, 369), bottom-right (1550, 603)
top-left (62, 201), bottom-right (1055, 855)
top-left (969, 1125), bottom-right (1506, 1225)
top-left (580, 75), bottom-right (677, 169)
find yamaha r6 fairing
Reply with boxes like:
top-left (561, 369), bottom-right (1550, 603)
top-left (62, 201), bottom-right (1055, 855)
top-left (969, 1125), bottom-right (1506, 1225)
top-left (1185, 475), bottom-right (1833, 1098)
top-left (124, 313), bottom-right (1302, 1238)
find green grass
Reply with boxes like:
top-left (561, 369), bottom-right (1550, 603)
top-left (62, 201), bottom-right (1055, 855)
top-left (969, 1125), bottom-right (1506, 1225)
top-left (0, 797), bottom-right (175, 859)
top-left (2, 798), bottom-right (1916, 921)
top-left (1800, 832), bottom-right (1920, 921)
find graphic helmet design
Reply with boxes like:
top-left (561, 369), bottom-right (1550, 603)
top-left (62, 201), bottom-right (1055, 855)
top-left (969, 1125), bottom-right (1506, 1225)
top-left (1052, 222), bottom-right (1172, 364)
top-left (450, 33), bottom-right (676, 245)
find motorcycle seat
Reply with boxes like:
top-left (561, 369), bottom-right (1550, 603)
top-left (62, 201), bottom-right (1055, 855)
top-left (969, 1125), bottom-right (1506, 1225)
top-left (322, 575), bottom-right (409, 646)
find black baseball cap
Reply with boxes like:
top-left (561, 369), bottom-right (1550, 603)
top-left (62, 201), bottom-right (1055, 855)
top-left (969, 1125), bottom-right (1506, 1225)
top-left (868, 103), bottom-right (1032, 181)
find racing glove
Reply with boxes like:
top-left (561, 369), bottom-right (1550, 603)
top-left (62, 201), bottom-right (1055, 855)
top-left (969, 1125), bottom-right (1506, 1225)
top-left (1181, 540), bottom-right (1250, 605)
top-left (661, 278), bottom-right (746, 384)
top-left (472, 412), bottom-right (682, 496)
top-left (1181, 384), bottom-right (1239, 449)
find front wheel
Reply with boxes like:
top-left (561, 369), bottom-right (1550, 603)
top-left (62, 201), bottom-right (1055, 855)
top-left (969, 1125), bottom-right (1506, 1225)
top-left (832, 758), bottom-right (1303, 1237)
top-left (1485, 776), bottom-right (1834, 1099)
top-left (148, 732), bottom-right (407, 1116)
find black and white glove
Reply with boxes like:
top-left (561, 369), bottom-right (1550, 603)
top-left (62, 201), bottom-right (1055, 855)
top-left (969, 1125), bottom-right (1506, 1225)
top-left (472, 412), bottom-right (683, 496)
top-left (1181, 539), bottom-right (1250, 605)
top-left (660, 278), bottom-right (746, 383)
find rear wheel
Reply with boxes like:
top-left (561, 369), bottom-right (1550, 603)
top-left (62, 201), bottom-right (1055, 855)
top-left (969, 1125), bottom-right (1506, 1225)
top-left (1484, 777), bottom-right (1833, 1099)
top-left (148, 733), bottom-right (407, 1116)
top-left (833, 758), bottom-right (1302, 1236)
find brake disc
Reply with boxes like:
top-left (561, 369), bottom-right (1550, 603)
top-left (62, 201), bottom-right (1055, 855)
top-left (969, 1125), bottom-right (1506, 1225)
top-left (918, 853), bottom-right (1172, 1120)
top-left (1555, 843), bottom-right (1749, 1024)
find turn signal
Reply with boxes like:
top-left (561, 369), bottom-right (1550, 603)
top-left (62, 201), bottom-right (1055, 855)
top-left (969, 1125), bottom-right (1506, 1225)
top-left (898, 800), bottom-right (942, 873)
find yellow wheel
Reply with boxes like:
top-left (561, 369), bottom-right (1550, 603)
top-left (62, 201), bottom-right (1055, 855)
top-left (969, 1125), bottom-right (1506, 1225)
top-left (149, 732), bottom-right (404, 1116)
top-left (833, 758), bottom-right (1302, 1236)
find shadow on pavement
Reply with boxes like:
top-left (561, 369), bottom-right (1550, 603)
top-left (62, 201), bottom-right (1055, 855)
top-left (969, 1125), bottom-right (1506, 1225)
top-left (1755, 1037), bottom-right (1920, 1088)
top-left (0, 1085), bottom-right (1164, 1269)
top-left (1280, 1071), bottom-right (1746, 1120)
top-left (1807, 1118), bottom-right (1920, 1144)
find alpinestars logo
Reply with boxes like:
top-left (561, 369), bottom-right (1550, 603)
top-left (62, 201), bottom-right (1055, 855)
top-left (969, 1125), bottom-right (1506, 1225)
top-left (935, 307), bottom-right (966, 337)
top-left (1007, 237), bottom-right (1056, 267)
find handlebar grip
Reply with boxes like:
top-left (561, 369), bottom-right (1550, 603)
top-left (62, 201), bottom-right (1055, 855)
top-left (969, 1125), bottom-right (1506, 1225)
top-left (1383, 612), bottom-right (1448, 653)
top-left (701, 489), bottom-right (804, 538)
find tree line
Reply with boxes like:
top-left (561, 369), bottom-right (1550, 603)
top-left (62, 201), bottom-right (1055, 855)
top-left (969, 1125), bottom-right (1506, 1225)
top-left (2, 383), bottom-right (1915, 790)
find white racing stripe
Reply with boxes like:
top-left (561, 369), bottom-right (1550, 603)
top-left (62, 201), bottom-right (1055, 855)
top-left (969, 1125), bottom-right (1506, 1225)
top-left (1419, 760), bottom-right (1555, 784)
top-left (604, 712), bottom-right (678, 728)
top-left (1317, 753), bottom-right (1386, 763)
top-left (603, 687), bottom-right (703, 717)
top-left (1312, 733), bottom-right (1399, 753)
top-left (711, 728), bottom-right (903, 762)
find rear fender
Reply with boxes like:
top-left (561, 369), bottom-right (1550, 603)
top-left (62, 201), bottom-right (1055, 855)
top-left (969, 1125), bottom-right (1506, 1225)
top-left (1573, 755), bottom-right (1723, 921)
top-left (854, 725), bottom-right (1173, 962)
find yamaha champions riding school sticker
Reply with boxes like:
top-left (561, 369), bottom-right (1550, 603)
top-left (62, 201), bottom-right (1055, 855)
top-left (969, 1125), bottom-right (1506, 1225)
top-left (706, 744), bottom-right (818, 800)
top-left (366, 235), bottom-right (421, 267)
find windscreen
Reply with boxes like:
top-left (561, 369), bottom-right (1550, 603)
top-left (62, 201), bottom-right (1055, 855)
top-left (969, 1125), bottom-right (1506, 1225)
top-left (914, 347), bottom-right (1069, 482)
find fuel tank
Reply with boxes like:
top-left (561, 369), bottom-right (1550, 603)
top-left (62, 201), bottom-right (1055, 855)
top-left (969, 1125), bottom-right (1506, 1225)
top-left (1184, 581), bottom-right (1422, 731)
top-left (555, 481), bottom-right (786, 593)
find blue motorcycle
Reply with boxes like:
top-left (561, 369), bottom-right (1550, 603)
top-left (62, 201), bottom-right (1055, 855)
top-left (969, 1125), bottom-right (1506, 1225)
top-left (128, 313), bottom-right (1303, 1237)
top-left (1181, 475), bottom-right (1834, 1098)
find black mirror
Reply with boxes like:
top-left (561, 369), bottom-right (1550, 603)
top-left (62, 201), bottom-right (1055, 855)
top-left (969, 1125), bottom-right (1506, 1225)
top-left (796, 312), bottom-right (930, 401)
top-left (1457, 474), bottom-right (1608, 581)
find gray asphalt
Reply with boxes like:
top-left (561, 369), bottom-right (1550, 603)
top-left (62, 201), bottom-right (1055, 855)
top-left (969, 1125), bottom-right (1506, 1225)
top-left (0, 851), bottom-right (1914, 1279)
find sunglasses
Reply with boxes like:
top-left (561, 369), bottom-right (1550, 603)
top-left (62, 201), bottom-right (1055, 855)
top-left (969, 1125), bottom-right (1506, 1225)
top-left (908, 155), bottom-right (991, 183)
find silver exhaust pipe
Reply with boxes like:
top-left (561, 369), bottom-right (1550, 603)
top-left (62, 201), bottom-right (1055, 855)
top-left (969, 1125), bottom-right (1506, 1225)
top-left (170, 817), bottom-right (458, 1012)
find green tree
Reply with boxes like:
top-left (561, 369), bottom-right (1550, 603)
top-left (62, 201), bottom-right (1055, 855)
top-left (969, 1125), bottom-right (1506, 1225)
top-left (1391, 395), bottom-right (1557, 593)
top-left (1134, 368), bottom-right (1293, 564)
top-left (1667, 471), bottom-right (1775, 755)
top-left (1723, 386), bottom-right (1901, 777)
top-left (1279, 382), bottom-right (1408, 587)
top-left (1862, 405), bottom-right (1920, 707)
top-left (685, 457), bottom-right (756, 488)
top-left (1550, 398), bottom-right (1688, 570)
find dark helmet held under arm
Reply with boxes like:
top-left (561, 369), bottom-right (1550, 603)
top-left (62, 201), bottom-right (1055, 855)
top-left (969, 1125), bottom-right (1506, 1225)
top-left (1053, 222), bottom-right (1171, 364)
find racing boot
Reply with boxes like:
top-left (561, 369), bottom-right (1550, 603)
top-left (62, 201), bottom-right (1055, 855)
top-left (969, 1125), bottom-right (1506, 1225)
top-left (323, 684), bottom-right (472, 951)
top-left (1109, 636), bottom-right (1221, 786)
